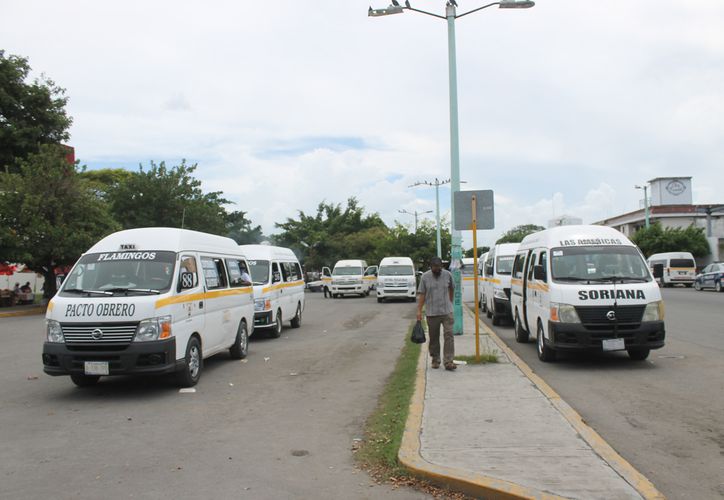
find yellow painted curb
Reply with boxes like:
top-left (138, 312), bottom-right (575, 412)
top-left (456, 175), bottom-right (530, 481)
top-left (0, 306), bottom-right (46, 318)
top-left (398, 336), bottom-right (566, 500)
top-left (466, 306), bottom-right (666, 500)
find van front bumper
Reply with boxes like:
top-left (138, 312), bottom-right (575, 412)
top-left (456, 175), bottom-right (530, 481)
top-left (547, 321), bottom-right (665, 351)
top-left (331, 285), bottom-right (365, 294)
top-left (42, 338), bottom-right (179, 376)
top-left (254, 311), bottom-right (275, 329)
top-left (377, 287), bottom-right (416, 299)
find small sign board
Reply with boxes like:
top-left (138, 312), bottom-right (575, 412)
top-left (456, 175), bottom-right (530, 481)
top-left (453, 190), bottom-right (494, 230)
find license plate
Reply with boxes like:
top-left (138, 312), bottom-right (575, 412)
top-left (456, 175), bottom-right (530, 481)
top-left (84, 361), bottom-right (109, 376)
top-left (678, 271), bottom-right (687, 275)
top-left (602, 338), bottom-right (625, 351)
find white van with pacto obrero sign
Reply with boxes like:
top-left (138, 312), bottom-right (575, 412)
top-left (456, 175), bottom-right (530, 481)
top-left (43, 228), bottom-right (254, 387)
top-left (239, 244), bottom-right (305, 338)
top-left (510, 225), bottom-right (665, 362)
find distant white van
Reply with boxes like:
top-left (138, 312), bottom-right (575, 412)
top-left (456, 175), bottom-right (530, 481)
top-left (461, 257), bottom-right (481, 304)
top-left (510, 225), bottom-right (665, 362)
top-left (482, 243), bottom-right (519, 325)
top-left (479, 251), bottom-right (489, 310)
top-left (240, 244), bottom-right (305, 338)
top-left (376, 256), bottom-right (416, 303)
top-left (647, 252), bottom-right (696, 287)
top-left (325, 259), bottom-right (375, 298)
top-left (43, 228), bottom-right (255, 387)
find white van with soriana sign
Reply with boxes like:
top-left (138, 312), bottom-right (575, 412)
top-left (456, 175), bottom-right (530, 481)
top-left (43, 228), bottom-right (255, 387)
top-left (510, 225), bottom-right (665, 362)
top-left (239, 244), bottom-right (305, 338)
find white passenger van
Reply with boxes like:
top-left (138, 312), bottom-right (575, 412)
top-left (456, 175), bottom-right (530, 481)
top-left (647, 252), bottom-right (696, 287)
top-left (43, 228), bottom-right (255, 387)
top-left (376, 256), bottom-right (416, 303)
top-left (510, 225), bottom-right (665, 362)
top-left (327, 259), bottom-right (374, 298)
top-left (239, 244), bottom-right (305, 338)
top-left (479, 251), bottom-right (489, 310)
top-left (461, 257), bottom-right (480, 304)
top-left (482, 243), bottom-right (519, 325)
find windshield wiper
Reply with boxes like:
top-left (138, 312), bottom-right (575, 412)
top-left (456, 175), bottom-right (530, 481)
top-left (63, 288), bottom-right (113, 296)
top-left (598, 276), bottom-right (648, 283)
top-left (103, 287), bottom-right (161, 295)
top-left (554, 276), bottom-right (592, 282)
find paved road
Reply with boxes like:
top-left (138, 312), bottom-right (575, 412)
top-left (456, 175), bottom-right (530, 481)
top-left (482, 286), bottom-right (724, 500)
top-left (0, 293), bottom-right (430, 500)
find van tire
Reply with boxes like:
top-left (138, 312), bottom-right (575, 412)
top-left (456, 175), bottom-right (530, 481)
top-left (536, 323), bottom-right (556, 362)
top-left (70, 374), bottom-right (100, 387)
top-left (290, 303), bottom-right (302, 328)
top-left (627, 347), bottom-right (650, 361)
top-left (694, 281), bottom-right (702, 291)
top-left (514, 313), bottom-right (529, 343)
top-left (270, 310), bottom-right (283, 338)
top-left (229, 321), bottom-right (249, 359)
top-left (177, 336), bottom-right (202, 387)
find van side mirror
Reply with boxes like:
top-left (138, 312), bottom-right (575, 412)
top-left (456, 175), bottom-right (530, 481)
top-left (533, 265), bottom-right (546, 281)
top-left (179, 272), bottom-right (195, 291)
top-left (652, 264), bottom-right (664, 279)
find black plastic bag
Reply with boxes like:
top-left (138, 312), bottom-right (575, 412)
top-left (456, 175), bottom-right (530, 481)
top-left (411, 320), bottom-right (426, 344)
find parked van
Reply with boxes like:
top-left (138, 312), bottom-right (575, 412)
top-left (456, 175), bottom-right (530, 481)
top-left (479, 251), bottom-right (489, 310)
top-left (43, 228), bottom-right (255, 387)
top-left (325, 260), bottom-right (374, 298)
top-left (240, 244), bottom-right (305, 338)
top-left (647, 252), bottom-right (696, 287)
top-left (376, 256), bottom-right (416, 303)
top-left (461, 257), bottom-right (481, 304)
top-left (482, 243), bottom-right (519, 325)
top-left (510, 225), bottom-right (665, 362)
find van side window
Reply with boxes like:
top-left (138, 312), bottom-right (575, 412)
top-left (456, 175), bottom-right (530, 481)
top-left (527, 252), bottom-right (536, 281)
top-left (271, 262), bottom-right (282, 283)
top-left (512, 253), bottom-right (525, 279)
top-left (201, 257), bottom-right (228, 290)
top-left (286, 262), bottom-right (301, 282)
top-left (538, 251), bottom-right (547, 282)
top-left (179, 255), bottom-right (199, 288)
top-left (226, 259), bottom-right (246, 288)
top-left (280, 262), bottom-right (290, 282)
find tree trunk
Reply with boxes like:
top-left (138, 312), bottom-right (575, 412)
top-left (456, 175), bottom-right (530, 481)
top-left (42, 266), bottom-right (57, 300)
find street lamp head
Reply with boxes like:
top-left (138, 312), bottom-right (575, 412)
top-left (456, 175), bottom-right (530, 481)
top-left (369, 4), bottom-right (405, 16)
top-left (498, 0), bottom-right (535, 8)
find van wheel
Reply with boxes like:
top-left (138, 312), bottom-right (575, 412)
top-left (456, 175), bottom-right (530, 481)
top-left (536, 323), bottom-right (556, 362)
top-left (270, 310), bottom-right (283, 338)
top-left (229, 321), bottom-right (249, 359)
top-left (70, 374), bottom-right (100, 387)
top-left (627, 347), bottom-right (650, 361)
top-left (290, 303), bottom-right (302, 328)
top-left (176, 336), bottom-right (202, 387)
top-left (514, 313), bottom-right (529, 343)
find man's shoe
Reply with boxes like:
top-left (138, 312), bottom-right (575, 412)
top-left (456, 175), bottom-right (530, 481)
top-left (444, 363), bottom-right (457, 371)
top-left (431, 360), bottom-right (441, 369)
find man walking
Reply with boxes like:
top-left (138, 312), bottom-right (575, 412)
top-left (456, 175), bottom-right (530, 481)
top-left (417, 257), bottom-right (456, 371)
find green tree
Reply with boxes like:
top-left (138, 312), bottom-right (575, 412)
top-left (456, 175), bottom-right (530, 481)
top-left (464, 246), bottom-right (490, 258)
top-left (380, 219), bottom-right (451, 271)
top-left (79, 168), bottom-right (133, 201)
top-left (0, 51), bottom-right (73, 172)
top-left (0, 145), bottom-right (119, 298)
top-left (631, 223), bottom-right (710, 258)
top-left (226, 210), bottom-right (264, 244)
top-left (496, 224), bottom-right (545, 244)
top-left (109, 160), bottom-right (230, 235)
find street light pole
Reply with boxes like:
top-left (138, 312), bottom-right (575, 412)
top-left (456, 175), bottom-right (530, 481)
top-left (635, 184), bottom-right (650, 229)
top-left (399, 209), bottom-right (434, 233)
top-left (409, 178), bottom-right (451, 258)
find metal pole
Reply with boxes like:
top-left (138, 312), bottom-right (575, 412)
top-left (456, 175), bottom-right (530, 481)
top-left (435, 180), bottom-right (442, 258)
top-left (644, 185), bottom-right (650, 229)
top-left (447, 3), bottom-right (464, 335)
top-left (472, 194), bottom-right (480, 361)
top-left (414, 211), bottom-right (418, 233)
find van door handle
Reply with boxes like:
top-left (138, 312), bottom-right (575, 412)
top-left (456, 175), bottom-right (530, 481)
top-left (199, 301), bottom-right (204, 309)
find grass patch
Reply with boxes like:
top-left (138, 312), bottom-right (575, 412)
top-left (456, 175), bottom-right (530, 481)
top-left (454, 352), bottom-right (499, 364)
top-left (356, 322), bottom-right (421, 479)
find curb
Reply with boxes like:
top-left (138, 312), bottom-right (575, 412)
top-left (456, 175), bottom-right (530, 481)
top-left (0, 306), bottom-right (46, 318)
top-left (398, 337), bottom-right (566, 500)
top-left (468, 306), bottom-right (666, 500)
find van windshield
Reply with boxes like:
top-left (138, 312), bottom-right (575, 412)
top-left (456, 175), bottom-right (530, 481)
top-left (551, 246), bottom-right (651, 284)
top-left (60, 251), bottom-right (176, 296)
top-left (496, 256), bottom-right (515, 275)
top-left (379, 265), bottom-right (414, 276)
top-left (670, 259), bottom-right (695, 268)
top-left (333, 266), bottom-right (363, 276)
top-left (248, 260), bottom-right (270, 284)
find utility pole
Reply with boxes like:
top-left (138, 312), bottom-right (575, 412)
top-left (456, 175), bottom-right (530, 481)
top-left (399, 209), bottom-right (433, 233)
top-left (409, 178), bottom-right (451, 258)
top-left (635, 184), bottom-right (650, 229)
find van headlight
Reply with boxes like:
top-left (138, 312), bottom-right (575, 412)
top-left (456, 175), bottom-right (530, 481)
top-left (493, 289), bottom-right (508, 300)
top-left (135, 316), bottom-right (172, 342)
top-left (255, 299), bottom-right (271, 312)
top-left (47, 320), bottom-right (64, 343)
top-left (550, 303), bottom-right (580, 323)
top-left (642, 301), bottom-right (665, 322)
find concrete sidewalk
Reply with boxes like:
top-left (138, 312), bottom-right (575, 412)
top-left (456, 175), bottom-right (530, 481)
top-left (399, 307), bottom-right (664, 500)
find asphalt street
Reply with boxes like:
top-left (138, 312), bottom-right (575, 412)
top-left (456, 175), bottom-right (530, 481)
top-left (483, 286), bottom-right (724, 500)
top-left (0, 293), bottom-right (430, 500)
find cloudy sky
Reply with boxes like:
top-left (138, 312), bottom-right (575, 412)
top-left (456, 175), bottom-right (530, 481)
top-left (4, 0), bottom-right (723, 247)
